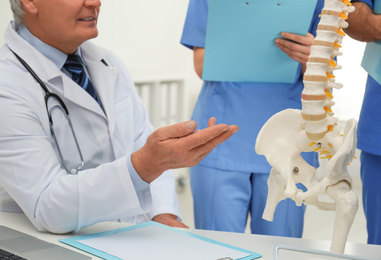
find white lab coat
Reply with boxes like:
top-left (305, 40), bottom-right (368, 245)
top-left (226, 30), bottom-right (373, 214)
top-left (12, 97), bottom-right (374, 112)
top-left (0, 22), bottom-right (180, 233)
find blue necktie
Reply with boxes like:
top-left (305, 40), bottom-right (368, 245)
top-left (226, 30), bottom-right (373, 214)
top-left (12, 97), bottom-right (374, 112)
top-left (64, 54), bottom-right (99, 102)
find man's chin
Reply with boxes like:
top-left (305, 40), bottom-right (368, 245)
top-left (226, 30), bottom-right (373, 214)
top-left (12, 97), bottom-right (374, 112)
top-left (81, 30), bottom-right (99, 42)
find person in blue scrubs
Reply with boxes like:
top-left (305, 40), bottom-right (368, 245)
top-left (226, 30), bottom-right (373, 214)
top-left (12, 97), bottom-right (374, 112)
top-left (344, 0), bottom-right (381, 245)
top-left (180, 0), bottom-right (324, 237)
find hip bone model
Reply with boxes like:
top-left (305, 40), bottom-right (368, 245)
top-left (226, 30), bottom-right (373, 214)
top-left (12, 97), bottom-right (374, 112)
top-left (255, 0), bottom-right (356, 254)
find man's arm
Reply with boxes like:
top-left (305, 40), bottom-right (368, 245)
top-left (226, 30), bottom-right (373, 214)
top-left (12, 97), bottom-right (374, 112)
top-left (344, 2), bottom-right (381, 42)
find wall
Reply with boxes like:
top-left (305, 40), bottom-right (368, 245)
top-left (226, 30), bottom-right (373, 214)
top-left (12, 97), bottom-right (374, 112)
top-left (334, 36), bottom-right (367, 121)
top-left (0, 0), bottom-right (366, 123)
top-left (0, 1), bottom-right (13, 41)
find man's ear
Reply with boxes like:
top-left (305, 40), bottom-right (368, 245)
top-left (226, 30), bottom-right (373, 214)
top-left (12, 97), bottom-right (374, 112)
top-left (20, 0), bottom-right (38, 15)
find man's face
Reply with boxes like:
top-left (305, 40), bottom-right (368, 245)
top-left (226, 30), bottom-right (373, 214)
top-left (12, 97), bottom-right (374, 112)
top-left (27, 0), bottom-right (101, 53)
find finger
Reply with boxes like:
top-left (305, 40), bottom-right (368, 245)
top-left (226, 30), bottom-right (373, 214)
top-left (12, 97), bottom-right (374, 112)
top-left (189, 125), bottom-right (239, 159)
top-left (154, 120), bottom-right (197, 141)
top-left (275, 40), bottom-right (310, 63)
top-left (276, 38), bottom-right (311, 56)
top-left (278, 45), bottom-right (308, 63)
top-left (208, 117), bottom-right (216, 127)
top-left (180, 123), bottom-right (230, 150)
top-left (168, 220), bottom-right (189, 228)
top-left (153, 214), bottom-right (189, 228)
top-left (280, 32), bottom-right (314, 46)
top-left (189, 126), bottom-right (239, 165)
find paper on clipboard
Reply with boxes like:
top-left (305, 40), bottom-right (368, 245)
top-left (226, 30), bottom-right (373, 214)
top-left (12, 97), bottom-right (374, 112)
top-left (203, 0), bottom-right (318, 83)
top-left (59, 222), bottom-right (262, 260)
top-left (361, 0), bottom-right (381, 84)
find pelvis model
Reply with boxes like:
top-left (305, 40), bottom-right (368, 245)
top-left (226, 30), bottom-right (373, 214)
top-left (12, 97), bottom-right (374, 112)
top-left (255, 0), bottom-right (356, 254)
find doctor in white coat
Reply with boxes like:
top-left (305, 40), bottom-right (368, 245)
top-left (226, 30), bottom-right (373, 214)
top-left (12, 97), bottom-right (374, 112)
top-left (0, 0), bottom-right (238, 234)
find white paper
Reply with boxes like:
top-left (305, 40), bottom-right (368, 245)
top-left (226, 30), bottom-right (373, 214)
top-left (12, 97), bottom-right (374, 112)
top-left (78, 225), bottom-right (251, 260)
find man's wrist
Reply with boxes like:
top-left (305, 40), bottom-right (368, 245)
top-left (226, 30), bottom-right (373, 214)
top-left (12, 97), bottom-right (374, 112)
top-left (127, 154), bottom-right (149, 192)
top-left (131, 150), bottom-right (163, 183)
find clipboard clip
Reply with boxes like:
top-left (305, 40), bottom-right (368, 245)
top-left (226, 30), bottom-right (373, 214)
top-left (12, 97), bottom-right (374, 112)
top-left (245, 1), bottom-right (281, 5)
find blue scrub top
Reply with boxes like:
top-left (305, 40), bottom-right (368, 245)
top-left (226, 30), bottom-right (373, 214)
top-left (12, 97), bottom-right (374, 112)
top-left (181, 0), bottom-right (323, 173)
top-left (350, 0), bottom-right (381, 156)
top-left (357, 74), bottom-right (381, 156)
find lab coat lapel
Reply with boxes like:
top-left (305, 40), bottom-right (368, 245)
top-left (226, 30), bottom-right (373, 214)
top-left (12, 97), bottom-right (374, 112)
top-left (88, 60), bottom-right (117, 134)
top-left (61, 74), bottom-right (106, 118)
top-left (63, 44), bottom-right (119, 121)
top-left (81, 44), bottom-right (118, 136)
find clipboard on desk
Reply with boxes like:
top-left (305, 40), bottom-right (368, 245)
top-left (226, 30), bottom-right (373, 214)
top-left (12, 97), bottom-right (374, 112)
top-left (203, 0), bottom-right (318, 83)
top-left (59, 221), bottom-right (262, 260)
top-left (361, 0), bottom-right (381, 84)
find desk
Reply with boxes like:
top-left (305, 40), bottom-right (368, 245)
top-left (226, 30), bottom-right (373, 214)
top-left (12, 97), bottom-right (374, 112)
top-left (1, 212), bottom-right (380, 260)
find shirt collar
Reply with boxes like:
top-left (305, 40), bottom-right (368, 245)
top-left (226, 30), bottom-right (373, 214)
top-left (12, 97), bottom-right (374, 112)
top-left (17, 25), bottom-right (84, 70)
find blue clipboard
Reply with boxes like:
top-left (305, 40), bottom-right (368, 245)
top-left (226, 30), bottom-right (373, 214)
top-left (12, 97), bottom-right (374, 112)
top-left (203, 0), bottom-right (318, 83)
top-left (361, 0), bottom-right (381, 84)
top-left (59, 221), bottom-right (262, 260)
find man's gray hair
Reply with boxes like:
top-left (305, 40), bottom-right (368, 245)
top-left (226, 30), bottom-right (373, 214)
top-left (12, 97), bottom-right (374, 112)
top-left (9, 0), bottom-right (24, 25)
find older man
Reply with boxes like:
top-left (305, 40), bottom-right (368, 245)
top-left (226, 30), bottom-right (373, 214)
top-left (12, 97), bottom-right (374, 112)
top-left (0, 0), bottom-right (238, 234)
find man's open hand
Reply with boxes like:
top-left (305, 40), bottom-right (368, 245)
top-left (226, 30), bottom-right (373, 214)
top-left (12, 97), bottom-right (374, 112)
top-left (132, 117), bottom-right (238, 183)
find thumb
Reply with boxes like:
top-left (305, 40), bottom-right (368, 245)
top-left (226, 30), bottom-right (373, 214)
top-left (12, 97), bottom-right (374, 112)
top-left (157, 120), bottom-right (197, 140)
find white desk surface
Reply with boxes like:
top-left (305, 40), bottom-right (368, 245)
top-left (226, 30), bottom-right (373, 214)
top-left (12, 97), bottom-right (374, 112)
top-left (1, 212), bottom-right (380, 260)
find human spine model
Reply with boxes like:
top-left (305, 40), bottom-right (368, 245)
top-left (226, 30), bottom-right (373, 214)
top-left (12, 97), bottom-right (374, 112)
top-left (255, 0), bottom-right (356, 254)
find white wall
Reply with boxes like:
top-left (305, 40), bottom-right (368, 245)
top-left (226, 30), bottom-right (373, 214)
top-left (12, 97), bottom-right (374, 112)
top-left (0, 1), bottom-right (366, 123)
top-left (0, 1), bottom-right (13, 42)
top-left (334, 37), bottom-right (367, 121)
top-left (93, 0), bottom-right (203, 120)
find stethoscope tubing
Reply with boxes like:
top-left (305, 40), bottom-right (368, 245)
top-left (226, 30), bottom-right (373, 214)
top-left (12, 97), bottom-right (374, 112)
top-left (10, 50), bottom-right (85, 174)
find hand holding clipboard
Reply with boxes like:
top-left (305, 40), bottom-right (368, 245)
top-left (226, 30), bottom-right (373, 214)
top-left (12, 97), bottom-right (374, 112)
top-left (203, 0), bottom-right (318, 83)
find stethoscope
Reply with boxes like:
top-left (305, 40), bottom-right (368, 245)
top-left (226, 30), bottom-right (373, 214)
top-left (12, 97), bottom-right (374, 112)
top-left (12, 51), bottom-right (153, 222)
top-left (11, 51), bottom-right (89, 174)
